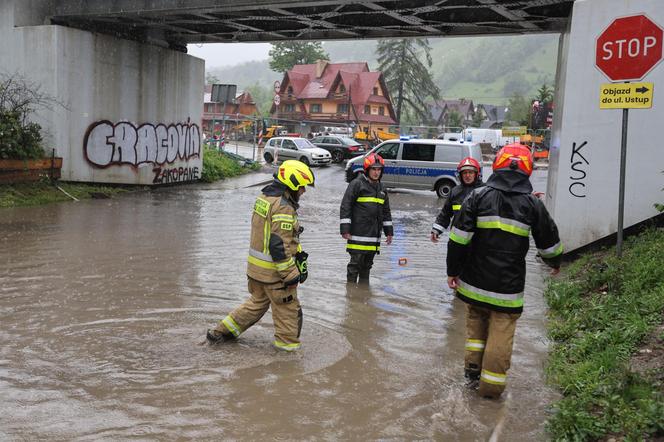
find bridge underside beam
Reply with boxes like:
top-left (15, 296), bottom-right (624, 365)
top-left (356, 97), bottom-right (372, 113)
top-left (49, 0), bottom-right (573, 50)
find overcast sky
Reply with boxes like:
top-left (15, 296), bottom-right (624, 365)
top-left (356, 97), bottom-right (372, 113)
top-left (187, 43), bottom-right (271, 68)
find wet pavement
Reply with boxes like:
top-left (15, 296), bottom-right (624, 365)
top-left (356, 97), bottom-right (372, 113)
top-left (0, 165), bottom-right (558, 440)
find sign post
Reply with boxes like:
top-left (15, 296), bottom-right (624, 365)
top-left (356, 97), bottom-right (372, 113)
top-left (595, 14), bottom-right (663, 256)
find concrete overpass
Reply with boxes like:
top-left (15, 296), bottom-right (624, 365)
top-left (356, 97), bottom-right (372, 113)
top-left (2, 0), bottom-right (663, 252)
top-left (46, 1), bottom-right (574, 50)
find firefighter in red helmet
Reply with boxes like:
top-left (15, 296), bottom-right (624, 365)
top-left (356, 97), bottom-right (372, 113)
top-left (447, 144), bottom-right (562, 398)
top-left (431, 156), bottom-right (484, 242)
top-left (339, 152), bottom-right (394, 283)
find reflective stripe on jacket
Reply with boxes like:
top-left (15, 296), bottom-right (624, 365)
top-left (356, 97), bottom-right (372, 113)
top-left (446, 170), bottom-right (562, 313)
top-left (340, 173), bottom-right (393, 254)
top-left (247, 183), bottom-right (301, 284)
top-left (432, 180), bottom-right (484, 234)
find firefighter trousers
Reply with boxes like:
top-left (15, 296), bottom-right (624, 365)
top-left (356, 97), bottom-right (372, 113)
top-left (214, 277), bottom-right (303, 351)
top-left (347, 252), bottom-right (375, 283)
top-left (464, 304), bottom-right (521, 398)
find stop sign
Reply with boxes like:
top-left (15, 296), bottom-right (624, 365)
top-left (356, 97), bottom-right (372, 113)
top-left (596, 14), bottom-right (663, 81)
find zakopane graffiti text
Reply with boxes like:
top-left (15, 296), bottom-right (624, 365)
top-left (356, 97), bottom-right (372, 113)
top-left (84, 119), bottom-right (201, 168)
top-left (152, 166), bottom-right (200, 184)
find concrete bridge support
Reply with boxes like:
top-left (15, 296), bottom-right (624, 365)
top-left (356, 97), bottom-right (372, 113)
top-left (0, 0), bottom-right (204, 185)
top-left (548, 0), bottom-right (663, 252)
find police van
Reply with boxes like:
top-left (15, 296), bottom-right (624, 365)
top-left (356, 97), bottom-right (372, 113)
top-left (344, 138), bottom-right (483, 198)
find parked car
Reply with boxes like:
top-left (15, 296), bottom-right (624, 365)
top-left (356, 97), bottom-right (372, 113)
top-left (310, 135), bottom-right (366, 163)
top-left (263, 137), bottom-right (332, 167)
top-left (345, 138), bottom-right (483, 198)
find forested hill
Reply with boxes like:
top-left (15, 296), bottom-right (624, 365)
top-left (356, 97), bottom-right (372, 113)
top-left (207, 34), bottom-right (559, 106)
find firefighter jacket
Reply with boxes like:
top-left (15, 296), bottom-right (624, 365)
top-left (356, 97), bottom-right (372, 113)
top-left (340, 173), bottom-right (393, 254)
top-left (432, 180), bottom-right (484, 235)
top-left (446, 170), bottom-right (563, 314)
top-left (247, 182), bottom-right (302, 285)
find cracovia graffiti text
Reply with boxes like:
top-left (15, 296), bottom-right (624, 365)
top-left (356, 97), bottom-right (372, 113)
top-left (84, 119), bottom-right (201, 168)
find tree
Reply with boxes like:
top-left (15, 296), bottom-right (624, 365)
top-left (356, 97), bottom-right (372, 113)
top-left (245, 83), bottom-right (273, 116)
top-left (505, 93), bottom-right (530, 126)
top-left (376, 38), bottom-right (441, 124)
top-left (268, 42), bottom-right (329, 73)
top-left (205, 72), bottom-right (220, 85)
top-left (447, 110), bottom-right (464, 129)
top-left (536, 84), bottom-right (554, 103)
top-left (471, 108), bottom-right (484, 127)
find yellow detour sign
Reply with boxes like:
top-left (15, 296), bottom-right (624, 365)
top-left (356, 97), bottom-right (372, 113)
top-left (600, 82), bottom-right (653, 109)
top-left (502, 126), bottom-right (527, 136)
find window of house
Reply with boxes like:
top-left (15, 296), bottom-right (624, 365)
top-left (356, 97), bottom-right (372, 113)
top-left (379, 106), bottom-right (385, 116)
top-left (284, 104), bottom-right (295, 112)
top-left (337, 103), bottom-right (349, 114)
top-left (402, 143), bottom-right (435, 161)
top-left (373, 87), bottom-right (378, 95)
top-left (310, 103), bottom-right (322, 113)
top-left (287, 86), bottom-right (293, 94)
top-left (364, 105), bottom-right (370, 114)
top-left (339, 85), bottom-right (346, 93)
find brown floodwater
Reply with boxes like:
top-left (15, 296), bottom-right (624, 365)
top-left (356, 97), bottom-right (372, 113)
top-left (0, 166), bottom-right (558, 440)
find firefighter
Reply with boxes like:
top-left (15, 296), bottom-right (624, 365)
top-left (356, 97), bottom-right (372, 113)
top-left (446, 144), bottom-right (562, 399)
top-left (431, 157), bottom-right (484, 242)
top-left (340, 152), bottom-right (394, 283)
top-left (206, 160), bottom-right (314, 351)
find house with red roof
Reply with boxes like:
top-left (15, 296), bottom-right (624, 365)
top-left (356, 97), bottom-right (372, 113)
top-left (202, 84), bottom-right (258, 134)
top-left (271, 60), bottom-right (397, 136)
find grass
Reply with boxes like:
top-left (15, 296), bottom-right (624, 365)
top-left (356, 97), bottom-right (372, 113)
top-left (200, 146), bottom-right (260, 183)
top-left (0, 180), bottom-right (131, 208)
top-left (545, 228), bottom-right (664, 441)
top-left (1, 148), bottom-right (260, 207)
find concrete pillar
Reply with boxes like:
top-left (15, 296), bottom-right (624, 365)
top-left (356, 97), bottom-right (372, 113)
top-left (547, 0), bottom-right (664, 252)
top-left (0, 0), bottom-right (204, 185)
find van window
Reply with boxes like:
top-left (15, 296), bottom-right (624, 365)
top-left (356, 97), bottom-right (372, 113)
top-left (402, 143), bottom-right (435, 161)
top-left (437, 145), bottom-right (463, 163)
top-left (375, 142), bottom-right (399, 160)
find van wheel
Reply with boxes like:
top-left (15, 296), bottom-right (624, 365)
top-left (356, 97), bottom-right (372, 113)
top-left (264, 152), bottom-right (273, 164)
top-left (299, 156), bottom-right (310, 166)
top-left (332, 150), bottom-right (344, 163)
top-left (435, 180), bottom-right (455, 198)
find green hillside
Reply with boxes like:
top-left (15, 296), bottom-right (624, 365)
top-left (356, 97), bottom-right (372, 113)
top-left (207, 34), bottom-right (560, 107)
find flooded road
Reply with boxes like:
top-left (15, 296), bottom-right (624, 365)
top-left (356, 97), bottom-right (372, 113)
top-left (0, 165), bottom-right (558, 440)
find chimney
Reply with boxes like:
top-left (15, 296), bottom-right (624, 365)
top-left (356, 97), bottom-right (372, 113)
top-left (315, 59), bottom-right (328, 78)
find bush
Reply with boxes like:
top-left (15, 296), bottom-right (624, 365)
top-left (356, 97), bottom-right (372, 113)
top-left (0, 73), bottom-right (51, 160)
top-left (0, 111), bottom-right (45, 159)
top-left (200, 146), bottom-right (258, 182)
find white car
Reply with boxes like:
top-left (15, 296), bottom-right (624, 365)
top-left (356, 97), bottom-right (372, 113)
top-left (263, 137), bottom-right (332, 167)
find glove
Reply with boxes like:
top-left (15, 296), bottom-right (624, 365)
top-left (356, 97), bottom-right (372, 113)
top-left (295, 251), bottom-right (308, 284)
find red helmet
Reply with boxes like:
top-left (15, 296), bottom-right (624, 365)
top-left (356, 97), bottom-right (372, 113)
top-left (493, 143), bottom-right (533, 176)
top-left (457, 157), bottom-right (481, 174)
top-left (363, 152), bottom-right (385, 172)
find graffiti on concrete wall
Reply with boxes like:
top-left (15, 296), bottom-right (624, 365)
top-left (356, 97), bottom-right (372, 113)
top-left (568, 140), bottom-right (588, 198)
top-left (152, 166), bottom-right (200, 184)
top-left (83, 119), bottom-right (201, 169)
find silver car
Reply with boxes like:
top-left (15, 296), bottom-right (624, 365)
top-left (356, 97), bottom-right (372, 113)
top-left (345, 138), bottom-right (483, 198)
top-left (263, 137), bottom-right (332, 167)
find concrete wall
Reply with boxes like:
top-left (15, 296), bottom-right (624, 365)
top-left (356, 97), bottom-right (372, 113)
top-left (547, 0), bottom-right (664, 252)
top-left (1, 0), bottom-right (204, 185)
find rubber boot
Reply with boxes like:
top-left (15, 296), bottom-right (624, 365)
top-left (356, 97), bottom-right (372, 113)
top-left (206, 329), bottom-right (235, 344)
top-left (464, 365), bottom-right (480, 390)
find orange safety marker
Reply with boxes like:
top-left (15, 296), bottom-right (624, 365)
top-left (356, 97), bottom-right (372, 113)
top-left (398, 257), bottom-right (408, 266)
